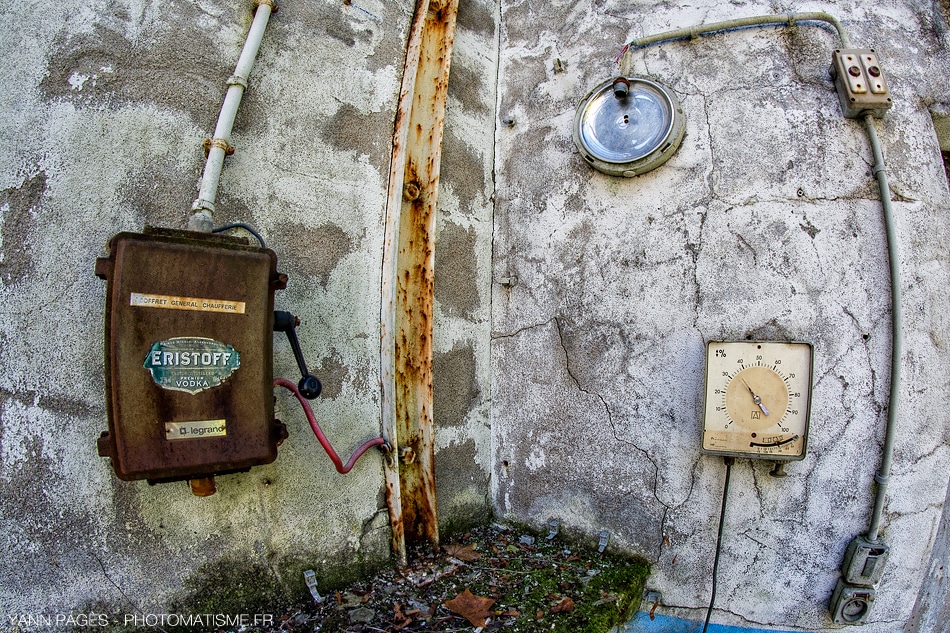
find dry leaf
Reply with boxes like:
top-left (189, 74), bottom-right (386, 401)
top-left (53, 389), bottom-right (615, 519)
top-left (444, 588), bottom-right (496, 627)
top-left (551, 597), bottom-right (575, 613)
top-left (393, 602), bottom-right (413, 630)
top-left (445, 542), bottom-right (481, 562)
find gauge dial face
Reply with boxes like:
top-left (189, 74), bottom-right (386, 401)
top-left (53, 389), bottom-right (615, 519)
top-left (702, 341), bottom-right (813, 460)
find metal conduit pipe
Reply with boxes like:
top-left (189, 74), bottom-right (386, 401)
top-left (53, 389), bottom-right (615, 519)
top-left (863, 112), bottom-right (902, 544)
top-left (189, 0), bottom-right (276, 232)
top-left (624, 12), bottom-right (851, 52)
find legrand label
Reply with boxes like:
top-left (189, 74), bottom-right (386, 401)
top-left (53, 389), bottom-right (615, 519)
top-left (130, 292), bottom-right (246, 314)
top-left (144, 337), bottom-right (240, 394)
top-left (165, 419), bottom-right (227, 440)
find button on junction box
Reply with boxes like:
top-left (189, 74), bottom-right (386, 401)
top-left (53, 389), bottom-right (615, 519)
top-left (830, 49), bottom-right (893, 119)
top-left (94, 228), bottom-right (288, 485)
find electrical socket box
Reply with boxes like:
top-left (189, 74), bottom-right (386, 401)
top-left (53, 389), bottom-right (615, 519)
top-left (830, 49), bottom-right (893, 119)
top-left (94, 228), bottom-right (288, 491)
top-left (829, 579), bottom-right (875, 625)
top-left (842, 535), bottom-right (889, 586)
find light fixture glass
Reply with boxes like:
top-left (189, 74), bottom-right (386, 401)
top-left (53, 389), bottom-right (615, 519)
top-left (573, 77), bottom-right (685, 177)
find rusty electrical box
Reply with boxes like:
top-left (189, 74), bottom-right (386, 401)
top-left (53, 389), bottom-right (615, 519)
top-left (95, 228), bottom-right (288, 495)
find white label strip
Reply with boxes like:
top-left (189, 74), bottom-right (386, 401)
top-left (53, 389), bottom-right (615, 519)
top-left (130, 292), bottom-right (246, 314)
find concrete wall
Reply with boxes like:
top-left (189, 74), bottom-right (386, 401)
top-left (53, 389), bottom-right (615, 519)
top-left (0, 0), bottom-right (496, 619)
top-left (3, 0), bottom-right (950, 630)
top-left (433, 0), bottom-right (498, 535)
top-left (491, 0), bottom-right (950, 631)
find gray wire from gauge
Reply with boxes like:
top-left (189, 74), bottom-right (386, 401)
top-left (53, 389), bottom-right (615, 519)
top-left (703, 456), bottom-right (734, 632)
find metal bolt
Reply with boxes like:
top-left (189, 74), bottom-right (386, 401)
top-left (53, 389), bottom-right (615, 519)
top-left (403, 181), bottom-right (421, 201)
top-left (399, 445), bottom-right (416, 464)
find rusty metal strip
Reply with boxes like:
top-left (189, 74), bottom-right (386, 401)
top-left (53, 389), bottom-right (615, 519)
top-left (380, 0), bottom-right (459, 566)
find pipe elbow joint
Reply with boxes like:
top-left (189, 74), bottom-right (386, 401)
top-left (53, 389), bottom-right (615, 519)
top-left (188, 208), bottom-right (215, 233)
top-left (612, 76), bottom-right (630, 99)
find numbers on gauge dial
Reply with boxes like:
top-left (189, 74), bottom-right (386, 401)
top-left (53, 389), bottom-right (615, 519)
top-left (723, 365), bottom-right (790, 432)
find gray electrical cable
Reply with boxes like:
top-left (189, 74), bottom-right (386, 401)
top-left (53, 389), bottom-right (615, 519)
top-left (619, 4), bottom-right (903, 579)
top-left (863, 113), bottom-right (902, 543)
top-left (624, 12), bottom-right (851, 51)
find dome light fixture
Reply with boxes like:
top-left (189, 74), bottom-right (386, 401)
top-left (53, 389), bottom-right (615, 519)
top-left (573, 76), bottom-right (685, 177)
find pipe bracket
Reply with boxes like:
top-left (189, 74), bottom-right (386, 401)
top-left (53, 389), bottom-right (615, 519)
top-left (203, 137), bottom-right (235, 158)
top-left (226, 74), bottom-right (249, 90)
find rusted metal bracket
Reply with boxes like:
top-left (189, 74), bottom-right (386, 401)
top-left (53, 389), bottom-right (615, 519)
top-left (380, 0), bottom-right (459, 567)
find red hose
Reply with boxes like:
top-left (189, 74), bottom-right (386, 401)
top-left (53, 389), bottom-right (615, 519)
top-left (274, 377), bottom-right (387, 474)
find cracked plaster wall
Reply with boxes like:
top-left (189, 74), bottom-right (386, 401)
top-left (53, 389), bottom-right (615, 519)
top-left (492, 0), bottom-right (950, 631)
top-left (4, 0), bottom-right (950, 629)
top-left (0, 0), bottom-right (496, 618)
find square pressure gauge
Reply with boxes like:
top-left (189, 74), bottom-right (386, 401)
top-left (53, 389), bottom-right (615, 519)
top-left (702, 341), bottom-right (814, 461)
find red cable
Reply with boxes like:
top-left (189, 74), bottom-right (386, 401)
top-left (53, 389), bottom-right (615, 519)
top-left (274, 377), bottom-right (387, 474)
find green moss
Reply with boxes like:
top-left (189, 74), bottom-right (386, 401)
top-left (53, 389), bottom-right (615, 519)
top-left (482, 520), bottom-right (648, 631)
top-left (480, 527), bottom-right (650, 632)
top-left (298, 522), bottom-right (649, 633)
top-left (173, 558), bottom-right (290, 616)
top-left (74, 523), bottom-right (648, 633)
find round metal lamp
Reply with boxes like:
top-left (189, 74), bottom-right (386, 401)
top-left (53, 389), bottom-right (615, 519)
top-left (573, 77), bottom-right (685, 177)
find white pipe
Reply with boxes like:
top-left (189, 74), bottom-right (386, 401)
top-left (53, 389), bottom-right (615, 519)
top-left (189, 0), bottom-right (275, 232)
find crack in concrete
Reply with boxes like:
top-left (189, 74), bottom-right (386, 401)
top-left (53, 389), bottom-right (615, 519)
top-left (883, 502), bottom-right (945, 525)
top-left (90, 551), bottom-right (165, 632)
top-left (896, 440), bottom-right (950, 467)
top-left (733, 230), bottom-right (758, 265)
top-left (490, 316), bottom-right (554, 341)
top-left (688, 205), bottom-right (707, 332)
top-left (749, 465), bottom-right (765, 523)
top-left (655, 600), bottom-right (814, 631)
top-left (657, 456), bottom-right (705, 563)
top-left (549, 316), bottom-right (670, 560)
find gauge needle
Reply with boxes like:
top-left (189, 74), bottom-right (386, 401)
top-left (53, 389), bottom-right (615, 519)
top-left (741, 378), bottom-right (770, 416)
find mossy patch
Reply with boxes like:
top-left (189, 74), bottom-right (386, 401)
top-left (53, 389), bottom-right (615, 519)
top-left (169, 558), bottom-right (293, 619)
top-left (241, 522), bottom-right (650, 632)
top-left (66, 524), bottom-right (647, 633)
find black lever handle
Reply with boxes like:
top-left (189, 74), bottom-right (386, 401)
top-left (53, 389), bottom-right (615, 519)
top-left (274, 311), bottom-right (322, 399)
